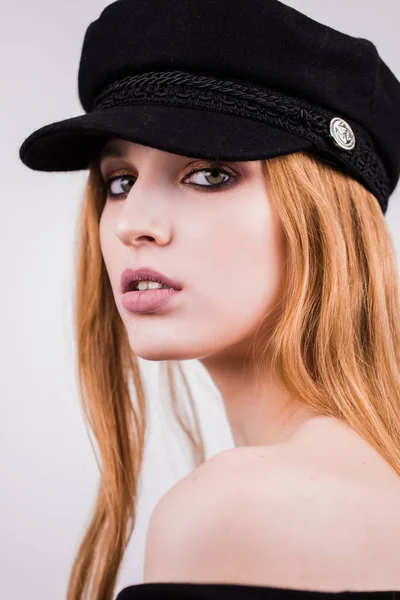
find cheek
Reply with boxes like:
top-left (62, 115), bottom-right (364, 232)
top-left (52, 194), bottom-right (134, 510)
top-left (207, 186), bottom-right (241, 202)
top-left (98, 214), bottom-right (121, 292)
top-left (190, 204), bottom-right (285, 335)
top-left (98, 216), bottom-right (110, 269)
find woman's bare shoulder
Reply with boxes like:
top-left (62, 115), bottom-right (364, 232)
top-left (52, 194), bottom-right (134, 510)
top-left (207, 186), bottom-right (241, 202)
top-left (222, 414), bottom-right (400, 500)
top-left (280, 414), bottom-right (400, 487)
top-left (144, 416), bottom-right (400, 590)
top-left (211, 414), bottom-right (398, 481)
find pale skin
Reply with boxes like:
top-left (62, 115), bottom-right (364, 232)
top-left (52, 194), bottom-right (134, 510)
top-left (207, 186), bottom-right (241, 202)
top-left (98, 138), bottom-right (400, 591)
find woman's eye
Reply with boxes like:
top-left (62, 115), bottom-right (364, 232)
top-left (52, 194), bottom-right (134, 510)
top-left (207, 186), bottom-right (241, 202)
top-left (105, 174), bottom-right (136, 197)
top-left (103, 166), bottom-right (237, 199)
top-left (182, 167), bottom-right (235, 189)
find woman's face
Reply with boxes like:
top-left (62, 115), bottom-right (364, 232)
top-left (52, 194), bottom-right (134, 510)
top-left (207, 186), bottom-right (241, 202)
top-left (99, 139), bottom-right (287, 362)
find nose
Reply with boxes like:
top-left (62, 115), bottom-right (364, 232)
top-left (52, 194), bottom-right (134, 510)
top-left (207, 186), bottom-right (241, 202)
top-left (114, 183), bottom-right (172, 247)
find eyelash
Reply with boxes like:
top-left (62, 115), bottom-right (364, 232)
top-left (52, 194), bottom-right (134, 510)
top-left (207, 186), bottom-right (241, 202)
top-left (102, 164), bottom-right (238, 199)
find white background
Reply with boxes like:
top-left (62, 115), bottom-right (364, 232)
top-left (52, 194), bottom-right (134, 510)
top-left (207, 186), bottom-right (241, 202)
top-left (1, 1), bottom-right (400, 598)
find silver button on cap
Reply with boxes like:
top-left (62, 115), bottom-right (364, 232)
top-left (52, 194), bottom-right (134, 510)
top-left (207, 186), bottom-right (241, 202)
top-left (330, 117), bottom-right (356, 151)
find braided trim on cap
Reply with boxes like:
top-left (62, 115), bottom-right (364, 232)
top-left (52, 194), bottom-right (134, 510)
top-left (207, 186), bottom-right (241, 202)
top-left (92, 70), bottom-right (390, 212)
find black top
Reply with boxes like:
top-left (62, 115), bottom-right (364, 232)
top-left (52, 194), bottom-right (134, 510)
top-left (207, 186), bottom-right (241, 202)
top-left (115, 583), bottom-right (399, 599)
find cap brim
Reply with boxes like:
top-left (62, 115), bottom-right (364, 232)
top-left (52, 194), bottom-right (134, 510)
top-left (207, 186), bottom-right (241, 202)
top-left (19, 103), bottom-right (313, 171)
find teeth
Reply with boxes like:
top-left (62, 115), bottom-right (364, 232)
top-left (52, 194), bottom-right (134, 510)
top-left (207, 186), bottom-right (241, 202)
top-left (136, 280), bottom-right (171, 291)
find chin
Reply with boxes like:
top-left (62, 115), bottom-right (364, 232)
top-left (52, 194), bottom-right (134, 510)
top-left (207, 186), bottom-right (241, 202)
top-left (127, 338), bottom-right (204, 362)
top-left (124, 322), bottom-right (234, 362)
top-left (133, 348), bottom-right (190, 361)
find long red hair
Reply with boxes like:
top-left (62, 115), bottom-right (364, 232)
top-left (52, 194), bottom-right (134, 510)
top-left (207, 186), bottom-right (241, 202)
top-left (67, 151), bottom-right (400, 599)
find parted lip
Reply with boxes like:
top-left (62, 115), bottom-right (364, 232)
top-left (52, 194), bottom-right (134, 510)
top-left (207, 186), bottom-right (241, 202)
top-left (120, 267), bottom-right (183, 293)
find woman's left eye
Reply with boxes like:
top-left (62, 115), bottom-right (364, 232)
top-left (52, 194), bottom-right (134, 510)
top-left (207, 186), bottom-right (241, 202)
top-left (182, 167), bottom-right (236, 190)
top-left (103, 165), bottom-right (237, 199)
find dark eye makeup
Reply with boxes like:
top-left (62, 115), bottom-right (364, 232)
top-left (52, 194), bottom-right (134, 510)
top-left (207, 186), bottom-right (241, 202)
top-left (100, 161), bottom-right (240, 199)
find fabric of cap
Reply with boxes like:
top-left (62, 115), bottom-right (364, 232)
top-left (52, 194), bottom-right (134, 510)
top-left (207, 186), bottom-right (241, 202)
top-left (18, 0), bottom-right (400, 215)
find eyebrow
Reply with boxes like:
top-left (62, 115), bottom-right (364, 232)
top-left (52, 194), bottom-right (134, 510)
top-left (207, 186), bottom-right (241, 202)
top-left (98, 143), bottom-right (127, 161)
top-left (97, 142), bottom-right (251, 174)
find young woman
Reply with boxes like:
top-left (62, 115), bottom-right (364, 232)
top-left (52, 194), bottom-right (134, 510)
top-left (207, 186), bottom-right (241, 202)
top-left (19, 1), bottom-right (400, 599)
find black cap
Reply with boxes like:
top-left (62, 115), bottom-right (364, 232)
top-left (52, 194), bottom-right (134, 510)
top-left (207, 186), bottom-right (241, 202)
top-left (18, 0), bottom-right (400, 214)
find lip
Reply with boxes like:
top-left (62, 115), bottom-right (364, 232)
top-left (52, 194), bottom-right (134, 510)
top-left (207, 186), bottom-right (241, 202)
top-left (120, 267), bottom-right (184, 294)
top-left (122, 288), bottom-right (181, 313)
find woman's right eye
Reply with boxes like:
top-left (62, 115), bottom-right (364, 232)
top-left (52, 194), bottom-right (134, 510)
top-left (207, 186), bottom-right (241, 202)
top-left (105, 173), bottom-right (136, 198)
